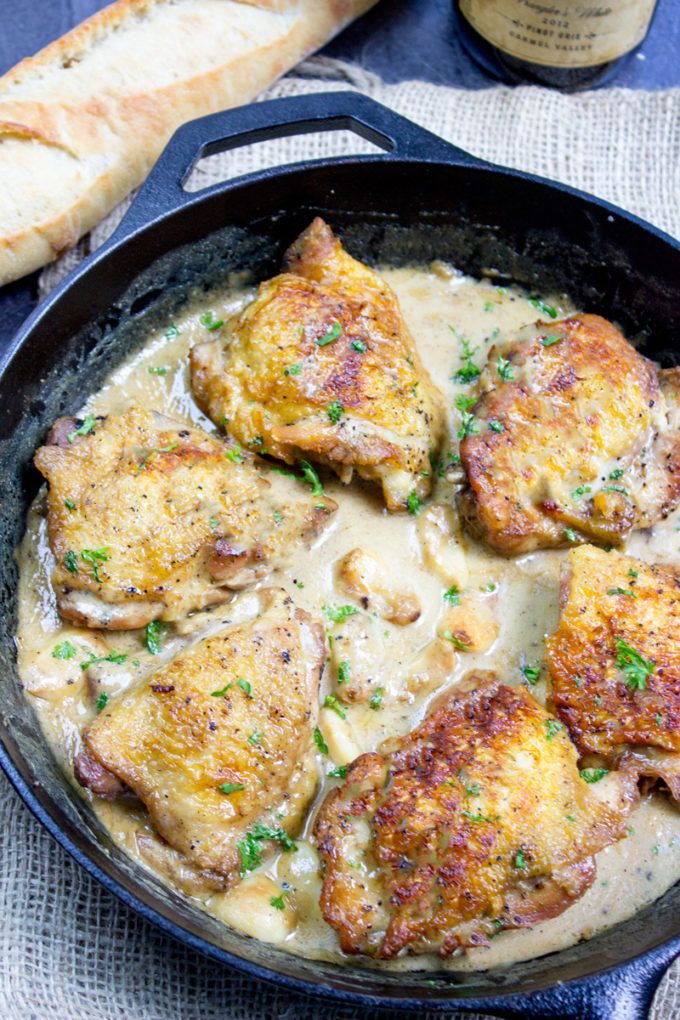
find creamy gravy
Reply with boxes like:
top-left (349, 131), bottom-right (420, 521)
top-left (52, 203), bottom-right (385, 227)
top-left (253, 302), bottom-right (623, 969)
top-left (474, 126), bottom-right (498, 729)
top-left (15, 262), bottom-right (680, 972)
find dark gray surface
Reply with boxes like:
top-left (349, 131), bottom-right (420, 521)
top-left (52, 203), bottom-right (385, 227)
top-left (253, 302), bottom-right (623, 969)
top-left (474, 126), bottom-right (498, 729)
top-left (0, 0), bottom-right (678, 347)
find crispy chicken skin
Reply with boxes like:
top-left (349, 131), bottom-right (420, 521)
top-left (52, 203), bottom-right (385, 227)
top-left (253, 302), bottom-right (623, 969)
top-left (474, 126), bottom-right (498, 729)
top-left (547, 545), bottom-right (680, 801)
top-left (34, 406), bottom-right (335, 629)
top-left (77, 590), bottom-right (323, 880)
top-left (190, 218), bottom-right (446, 511)
top-left (459, 315), bottom-right (680, 555)
top-left (314, 673), bottom-right (625, 958)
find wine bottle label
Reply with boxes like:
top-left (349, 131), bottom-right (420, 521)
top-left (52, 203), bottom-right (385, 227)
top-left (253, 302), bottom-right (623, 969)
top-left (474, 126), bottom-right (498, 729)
top-left (459, 0), bottom-right (657, 68)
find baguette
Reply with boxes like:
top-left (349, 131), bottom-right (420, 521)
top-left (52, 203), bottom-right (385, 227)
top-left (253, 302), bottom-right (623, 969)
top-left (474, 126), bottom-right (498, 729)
top-left (0, 0), bottom-right (378, 286)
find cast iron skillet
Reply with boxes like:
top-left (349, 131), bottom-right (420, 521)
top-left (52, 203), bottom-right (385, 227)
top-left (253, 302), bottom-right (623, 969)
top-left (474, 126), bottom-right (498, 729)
top-left (2, 92), bottom-right (680, 1019)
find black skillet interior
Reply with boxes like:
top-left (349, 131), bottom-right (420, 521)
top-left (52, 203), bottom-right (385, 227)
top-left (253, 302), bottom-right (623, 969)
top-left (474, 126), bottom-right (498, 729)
top-left (2, 93), bottom-right (680, 1020)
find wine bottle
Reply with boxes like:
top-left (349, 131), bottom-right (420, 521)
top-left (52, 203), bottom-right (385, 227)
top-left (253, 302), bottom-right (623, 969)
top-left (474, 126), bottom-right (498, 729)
top-left (454, 1), bottom-right (659, 90)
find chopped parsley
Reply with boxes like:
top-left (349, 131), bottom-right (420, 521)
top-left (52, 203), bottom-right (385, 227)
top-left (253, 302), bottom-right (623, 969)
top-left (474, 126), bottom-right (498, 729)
top-left (564, 528), bottom-right (578, 543)
top-left (270, 895), bottom-right (286, 911)
top-left (351, 339), bottom-right (366, 353)
top-left (299, 459), bottom-right (324, 496)
top-left (237, 677), bottom-right (253, 698)
top-left (483, 300), bottom-right (494, 312)
top-left (199, 311), bottom-right (224, 331)
top-left (514, 849), bottom-right (527, 870)
top-left (580, 768), bottom-right (609, 784)
top-left (453, 335), bottom-right (480, 384)
top-left (323, 694), bottom-right (347, 719)
top-left (369, 687), bottom-right (384, 711)
top-left (497, 356), bottom-right (514, 382)
top-left (313, 727), bottom-right (329, 755)
top-left (540, 334), bottom-right (561, 347)
top-left (147, 366), bottom-right (168, 376)
top-left (328, 764), bottom-right (347, 779)
top-left (443, 629), bottom-right (470, 651)
top-left (572, 485), bottom-right (592, 500)
top-left (316, 322), bottom-right (342, 346)
top-left (457, 410), bottom-right (479, 440)
top-left (219, 782), bottom-right (245, 795)
top-left (80, 650), bottom-right (127, 671)
top-left (284, 363), bottom-right (302, 376)
top-left (52, 641), bottom-right (76, 660)
top-left (67, 416), bottom-right (97, 443)
top-left (609, 468), bottom-right (625, 480)
top-left (521, 663), bottom-right (541, 685)
top-left (226, 443), bottom-right (242, 464)
top-left (337, 661), bottom-right (351, 684)
top-left (64, 551), bottom-right (79, 574)
top-left (628, 567), bottom-right (638, 579)
top-left (248, 730), bottom-right (263, 745)
top-left (607, 587), bottom-right (637, 598)
top-left (236, 823), bottom-right (297, 875)
top-left (64, 499), bottom-right (76, 511)
top-left (443, 586), bottom-right (461, 606)
top-left (211, 684), bottom-right (233, 697)
top-left (145, 620), bottom-right (166, 655)
top-left (80, 547), bottom-right (110, 583)
top-left (327, 400), bottom-right (344, 424)
top-left (462, 810), bottom-right (499, 824)
top-left (164, 324), bottom-right (180, 340)
top-left (323, 604), bottom-right (358, 624)
top-left (528, 296), bottom-right (558, 319)
top-left (96, 692), bottom-right (109, 712)
top-left (209, 516), bottom-right (218, 530)
top-left (273, 510), bottom-right (283, 524)
top-left (603, 485), bottom-right (628, 495)
top-left (615, 637), bottom-right (655, 691)
top-left (406, 489), bottom-right (423, 515)
top-left (544, 719), bottom-right (564, 741)
top-left (488, 419), bottom-right (504, 433)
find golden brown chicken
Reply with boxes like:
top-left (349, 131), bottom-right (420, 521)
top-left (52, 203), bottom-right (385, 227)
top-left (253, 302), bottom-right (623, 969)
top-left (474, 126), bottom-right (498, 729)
top-left (190, 218), bottom-right (446, 511)
top-left (314, 672), bottom-right (626, 958)
top-left (76, 589), bottom-right (323, 881)
top-left (547, 544), bottom-right (680, 801)
top-left (459, 315), bottom-right (680, 555)
top-left (34, 405), bottom-right (335, 629)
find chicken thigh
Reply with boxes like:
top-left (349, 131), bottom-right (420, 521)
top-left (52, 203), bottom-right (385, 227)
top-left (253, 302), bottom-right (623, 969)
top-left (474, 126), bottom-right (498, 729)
top-left (190, 218), bottom-right (446, 511)
top-left (459, 315), bottom-right (680, 554)
top-left (314, 672), bottom-right (627, 958)
top-left (547, 544), bottom-right (680, 802)
top-left (76, 589), bottom-right (323, 881)
top-left (34, 405), bottom-right (335, 628)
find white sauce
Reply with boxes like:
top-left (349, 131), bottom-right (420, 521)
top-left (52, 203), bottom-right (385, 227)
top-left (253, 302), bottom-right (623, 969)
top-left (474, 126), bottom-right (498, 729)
top-left (15, 261), bottom-right (680, 972)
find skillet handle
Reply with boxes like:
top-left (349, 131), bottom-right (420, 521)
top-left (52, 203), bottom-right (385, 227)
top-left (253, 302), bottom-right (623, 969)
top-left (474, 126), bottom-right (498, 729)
top-left (491, 950), bottom-right (675, 1020)
top-left (114, 91), bottom-right (487, 237)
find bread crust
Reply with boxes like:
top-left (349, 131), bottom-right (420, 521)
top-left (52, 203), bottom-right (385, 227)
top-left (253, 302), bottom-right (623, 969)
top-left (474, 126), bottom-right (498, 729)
top-left (0, 0), bottom-right (378, 285)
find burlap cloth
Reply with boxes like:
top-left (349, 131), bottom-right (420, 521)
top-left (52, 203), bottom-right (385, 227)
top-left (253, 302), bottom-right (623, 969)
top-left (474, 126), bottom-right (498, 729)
top-left (4, 57), bottom-right (679, 1017)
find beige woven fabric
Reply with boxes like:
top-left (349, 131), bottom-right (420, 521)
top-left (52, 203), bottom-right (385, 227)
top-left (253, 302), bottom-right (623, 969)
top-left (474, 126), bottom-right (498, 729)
top-left (4, 58), bottom-right (679, 1018)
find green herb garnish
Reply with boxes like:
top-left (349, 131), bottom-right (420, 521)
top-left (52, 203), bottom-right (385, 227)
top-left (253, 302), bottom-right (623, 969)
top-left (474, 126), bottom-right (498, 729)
top-left (323, 604), bottom-right (358, 624)
top-left (369, 687), bottom-right (384, 711)
top-left (299, 459), bottom-right (324, 496)
top-left (443, 630), bottom-right (470, 651)
top-left (580, 768), bottom-right (609, 783)
top-left (96, 692), bottom-right (109, 711)
top-left (219, 782), bottom-right (245, 795)
top-left (270, 895), bottom-right (286, 911)
top-left (443, 586), bottom-right (461, 606)
top-left (488, 419), bottom-right (504, 433)
top-left (351, 339), bottom-right (366, 353)
top-left (406, 489), bottom-right (423, 515)
top-left (64, 499), bottom-right (76, 511)
top-left (145, 620), bottom-right (166, 655)
top-left (52, 641), bottom-right (76, 660)
top-left (515, 849), bottom-right (527, 870)
top-left (316, 322), bottom-right (342, 346)
top-left (323, 694), bottom-right (347, 719)
top-left (521, 664), bottom-right (541, 685)
top-left (497, 356), bottom-right (514, 382)
top-left (67, 416), bottom-right (97, 443)
top-left (313, 727), bottom-right (329, 755)
top-left (529, 296), bottom-right (558, 318)
top-left (545, 719), bottom-right (564, 741)
top-left (81, 547), bottom-right (110, 583)
top-left (199, 311), bottom-right (224, 331)
top-left (328, 764), bottom-right (347, 779)
top-left (608, 587), bottom-right (637, 598)
top-left (327, 400), bottom-right (344, 424)
top-left (615, 637), bottom-right (655, 691)
top-left (337, 661), bottom-right (351, 684)
top-left (236, 823), bottom-right (297, 875)
top-left (237, 677), bottom-right (253, 698)
top-left (284, 363), bottom-right (302, 376)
